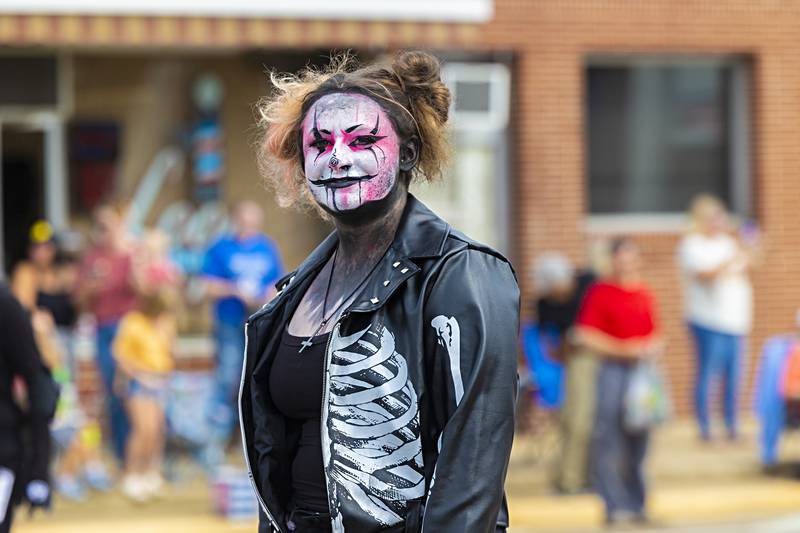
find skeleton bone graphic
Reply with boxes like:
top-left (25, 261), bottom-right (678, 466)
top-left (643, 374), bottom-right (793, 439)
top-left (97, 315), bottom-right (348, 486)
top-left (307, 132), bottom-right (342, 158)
top-left (431, 315), bottom-right (464, 405)
top-left (323, 324), bottom-right (425, 531)
top-left (424, 315), bottom-right (465, 504)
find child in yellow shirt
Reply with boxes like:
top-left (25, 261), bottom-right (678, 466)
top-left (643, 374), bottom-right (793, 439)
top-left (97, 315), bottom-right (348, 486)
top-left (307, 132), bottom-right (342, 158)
top-left (113, 290), bottom-right (175, 502)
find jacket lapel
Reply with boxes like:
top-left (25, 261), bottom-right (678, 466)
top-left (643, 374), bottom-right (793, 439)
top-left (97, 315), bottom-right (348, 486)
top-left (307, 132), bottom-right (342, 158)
top-left (347, 195), bottom-right (451, 312)
top-left (250, 194), bottom-right (451, 322)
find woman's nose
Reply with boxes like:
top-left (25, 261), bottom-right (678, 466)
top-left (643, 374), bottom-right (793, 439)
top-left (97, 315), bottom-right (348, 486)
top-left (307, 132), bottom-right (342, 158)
top-left (328, 155), bottom-right (352, 172)
top-left (328, 142), bottom-right (354, 173)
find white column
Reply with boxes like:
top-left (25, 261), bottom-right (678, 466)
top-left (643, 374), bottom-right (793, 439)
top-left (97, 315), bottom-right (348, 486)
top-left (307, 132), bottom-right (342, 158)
top-left (43, 114), bottom-right (68, 231)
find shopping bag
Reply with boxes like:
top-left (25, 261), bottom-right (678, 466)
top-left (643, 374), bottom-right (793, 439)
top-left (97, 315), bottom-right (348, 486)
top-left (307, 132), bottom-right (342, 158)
top-left (624, 361), bottom-right (672, 432)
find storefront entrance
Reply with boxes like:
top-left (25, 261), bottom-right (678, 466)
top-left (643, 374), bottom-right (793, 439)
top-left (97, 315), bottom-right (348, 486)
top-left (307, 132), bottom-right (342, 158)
top-left (1, 123), bottom-right (46, 275)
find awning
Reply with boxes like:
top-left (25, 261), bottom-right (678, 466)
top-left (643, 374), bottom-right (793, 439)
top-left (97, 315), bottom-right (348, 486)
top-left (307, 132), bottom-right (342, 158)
top-left (0, 1), bottom-right (493, 23)
top-left (0, 14), bottom-right (482, 49)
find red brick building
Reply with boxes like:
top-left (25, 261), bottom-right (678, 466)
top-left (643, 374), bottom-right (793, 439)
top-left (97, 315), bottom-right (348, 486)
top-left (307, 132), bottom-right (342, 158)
top-left (2, 1), bottom-right (796, 414)
top-left (479, 1), bottom-right (797, 415)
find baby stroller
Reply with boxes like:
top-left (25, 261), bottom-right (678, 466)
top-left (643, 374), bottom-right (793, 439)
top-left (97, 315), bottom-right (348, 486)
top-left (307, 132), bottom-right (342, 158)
top-left (518, 323), bottom-right (565, 466)
top-left (164, 371), bottom-right (214, 479)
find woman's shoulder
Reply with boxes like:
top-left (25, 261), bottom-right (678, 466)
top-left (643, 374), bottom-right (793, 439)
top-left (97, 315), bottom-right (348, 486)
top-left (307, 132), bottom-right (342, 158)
top-left (437, 229), bottom-right (517, 287)
top-left (585, 280), bottom-right (651, 298)
top-left (636, 281), bottom-right (657, 298)
top-left (11, 260), bottom-right (36, 281)
top-left (584, 279), bottom-right (612, 292)
top-left (119, 311), bottom-right (150, 331)
top-left (422, 231), bottom-right (520, 319)
top-left (679, 231), bottom-right (707, 249)
top-left (443, 228), bottom-right (514, 268)
top-left (579, 281), bottom-right (612, 306)
top-left (681, 231), bottom-right (736, 247)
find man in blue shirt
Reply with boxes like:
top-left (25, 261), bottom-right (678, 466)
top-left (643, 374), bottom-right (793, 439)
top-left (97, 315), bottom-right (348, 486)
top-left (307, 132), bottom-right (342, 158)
top-left (202, 200), bottom-right (283, 464)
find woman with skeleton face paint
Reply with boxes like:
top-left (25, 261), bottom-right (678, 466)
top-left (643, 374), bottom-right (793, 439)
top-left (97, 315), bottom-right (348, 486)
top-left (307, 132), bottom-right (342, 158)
top-left (240, 51), bottom-right (520, 533)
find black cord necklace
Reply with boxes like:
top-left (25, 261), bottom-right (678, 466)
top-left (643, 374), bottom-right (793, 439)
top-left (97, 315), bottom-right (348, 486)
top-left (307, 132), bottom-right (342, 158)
top-left (297, 247), bottom-right (384, 353)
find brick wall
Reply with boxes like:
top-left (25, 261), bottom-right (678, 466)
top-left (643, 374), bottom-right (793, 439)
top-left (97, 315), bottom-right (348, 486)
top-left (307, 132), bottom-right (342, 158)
top-left (477, 1), bottom-right (800, 415)
top-left (7, 3), bottom-right (797, 417)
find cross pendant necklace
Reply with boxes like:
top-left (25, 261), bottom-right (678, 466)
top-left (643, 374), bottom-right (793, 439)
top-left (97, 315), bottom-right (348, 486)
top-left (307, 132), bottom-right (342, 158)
top-left (298, 250), bottom-right (338, 354)
top-left (298, 337), bottom-right (314, 352)
top-left (298, 318), bottom-right (328, 353)
top-left (296, 246), bottom-right (387, 355)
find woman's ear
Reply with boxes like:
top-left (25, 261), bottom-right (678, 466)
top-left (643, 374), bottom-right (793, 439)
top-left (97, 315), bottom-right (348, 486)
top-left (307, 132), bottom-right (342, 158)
top-left (399, 137), bottom-right (420, 173)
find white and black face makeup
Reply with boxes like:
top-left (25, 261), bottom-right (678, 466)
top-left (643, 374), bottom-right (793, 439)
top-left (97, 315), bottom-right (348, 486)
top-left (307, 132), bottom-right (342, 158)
top-left (301, 92), bottom-right (401, 215)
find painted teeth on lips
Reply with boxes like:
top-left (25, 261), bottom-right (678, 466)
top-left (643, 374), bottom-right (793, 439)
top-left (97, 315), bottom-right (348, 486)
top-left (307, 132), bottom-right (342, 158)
top-left (309, 175), bottom-right (375, 188)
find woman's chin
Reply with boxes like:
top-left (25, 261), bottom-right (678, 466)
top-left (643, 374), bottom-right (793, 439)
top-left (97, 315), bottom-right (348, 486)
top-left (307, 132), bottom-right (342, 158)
top-left (316, 186), bottom-right (391, 214)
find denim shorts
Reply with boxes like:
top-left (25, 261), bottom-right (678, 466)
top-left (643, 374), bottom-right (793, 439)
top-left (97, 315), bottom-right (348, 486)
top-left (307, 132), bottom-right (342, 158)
top-left (128, 376), bottom-right (169, 407)
top-left (51, 425), bottom-right (79, 450)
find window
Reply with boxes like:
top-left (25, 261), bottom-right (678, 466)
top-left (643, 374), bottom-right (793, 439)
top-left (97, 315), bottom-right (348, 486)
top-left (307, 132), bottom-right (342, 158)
top-left (414, 62), bottom-right (512, 254)
top-left (585, 57), bottom-right (751, 217)
top-left (443, 63), bottom-right (510, 131)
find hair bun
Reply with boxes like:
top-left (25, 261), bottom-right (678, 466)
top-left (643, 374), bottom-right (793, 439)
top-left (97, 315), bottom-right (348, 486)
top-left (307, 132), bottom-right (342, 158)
top-left (392, 50), bottom-right (450, 125)
top-left (392, 50), bottom-right (441, 88)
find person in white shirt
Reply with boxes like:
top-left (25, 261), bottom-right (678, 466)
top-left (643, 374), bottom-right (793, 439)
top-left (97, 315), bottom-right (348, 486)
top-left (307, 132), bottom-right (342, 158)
top-left (678, 195), bottom-right (755, 441)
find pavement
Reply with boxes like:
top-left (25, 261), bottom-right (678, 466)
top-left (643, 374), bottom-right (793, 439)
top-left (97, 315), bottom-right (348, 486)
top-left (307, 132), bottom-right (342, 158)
top-left (506, 416), bottom-right (800, 532)
top-left (13, 482), bottom-right (256, 533)
top-left (11, 417), bottom-right (800, 533)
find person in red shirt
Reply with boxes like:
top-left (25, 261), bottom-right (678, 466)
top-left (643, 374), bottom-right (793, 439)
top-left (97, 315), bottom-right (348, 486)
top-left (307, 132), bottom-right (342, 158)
top-left (74, 204), bottom-right (138, 464)
top-left (573, 237), bottom-right (662, 527)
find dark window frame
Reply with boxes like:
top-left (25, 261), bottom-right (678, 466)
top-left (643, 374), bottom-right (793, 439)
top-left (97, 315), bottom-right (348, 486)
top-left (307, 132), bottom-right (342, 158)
top-left (584, 55), bottom-right (752, 222)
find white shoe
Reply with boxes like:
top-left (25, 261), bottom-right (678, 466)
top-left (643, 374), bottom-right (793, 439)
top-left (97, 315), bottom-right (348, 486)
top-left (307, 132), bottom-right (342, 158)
top-left (142, 470), bottom-right (165, 498)
top-left (121, 475), bottom-right (150, 503)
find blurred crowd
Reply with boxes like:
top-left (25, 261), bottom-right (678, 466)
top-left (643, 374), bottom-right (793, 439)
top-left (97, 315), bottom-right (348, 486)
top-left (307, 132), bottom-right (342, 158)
top-left (523, 193), bottom-right (782, 528)
top-left (0, 198), bottom-right (283, 529)
top-left (3, 190), bottom-right (800, 531)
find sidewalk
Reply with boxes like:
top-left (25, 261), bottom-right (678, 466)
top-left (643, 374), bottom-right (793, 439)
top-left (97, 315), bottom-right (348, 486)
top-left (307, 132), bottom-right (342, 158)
top-left (508, 479), bottom-right (800, 532)
top-left (14, 473), bottom-right (257, 533)
top-left (506, 416), bottom-right (800, 532)
top-left (12, 417), bottom-right (800, 533)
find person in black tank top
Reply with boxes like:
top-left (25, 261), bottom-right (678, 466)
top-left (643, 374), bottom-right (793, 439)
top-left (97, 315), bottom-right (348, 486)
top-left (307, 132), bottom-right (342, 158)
top-left (35, 291), bottom-right (77, 329)
top-left (11, 221), bottom-right (78, 329)
top-left (244, 50), bottom-right (518, 533)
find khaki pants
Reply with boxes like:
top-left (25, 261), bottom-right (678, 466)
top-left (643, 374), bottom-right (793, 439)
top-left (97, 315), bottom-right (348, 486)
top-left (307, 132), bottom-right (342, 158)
top-left (554, 349), bottom-right (600, 492)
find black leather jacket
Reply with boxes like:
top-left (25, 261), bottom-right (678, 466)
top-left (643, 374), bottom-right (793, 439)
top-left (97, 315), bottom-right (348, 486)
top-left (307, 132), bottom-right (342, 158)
top-left (239, 195), bottom-right (520, 533)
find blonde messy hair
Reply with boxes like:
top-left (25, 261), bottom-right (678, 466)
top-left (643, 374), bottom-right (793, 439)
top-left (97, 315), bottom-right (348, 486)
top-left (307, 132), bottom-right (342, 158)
top-left (688, 194), bottom-right (727, 234)
top-left (255, 50), bottom-right (452, 208)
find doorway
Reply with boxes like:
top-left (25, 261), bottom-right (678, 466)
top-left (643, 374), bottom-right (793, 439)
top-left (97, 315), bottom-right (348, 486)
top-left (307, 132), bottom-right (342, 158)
top-left (2, 124), bottom-right (45, 276)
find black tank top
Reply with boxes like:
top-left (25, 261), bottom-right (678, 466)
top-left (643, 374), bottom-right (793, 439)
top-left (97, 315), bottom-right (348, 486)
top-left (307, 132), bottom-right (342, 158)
top-left (36, 290), bottom-right (76, 327)
top-left (268, 329), bottom-right (330, 513)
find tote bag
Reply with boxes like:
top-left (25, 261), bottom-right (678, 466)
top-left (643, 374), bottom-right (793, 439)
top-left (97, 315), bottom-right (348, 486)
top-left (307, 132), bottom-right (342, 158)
top-left (624, 361), bottom-right (672, 433)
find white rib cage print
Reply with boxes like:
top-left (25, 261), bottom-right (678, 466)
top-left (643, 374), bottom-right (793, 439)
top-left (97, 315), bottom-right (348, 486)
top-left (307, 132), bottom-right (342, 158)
top-left (323, 323), bottom-right (425, 530)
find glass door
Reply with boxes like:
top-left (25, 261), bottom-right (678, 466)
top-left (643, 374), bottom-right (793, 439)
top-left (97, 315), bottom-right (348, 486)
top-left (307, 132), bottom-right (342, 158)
top-left (0, 116), bottom-right (65, 278)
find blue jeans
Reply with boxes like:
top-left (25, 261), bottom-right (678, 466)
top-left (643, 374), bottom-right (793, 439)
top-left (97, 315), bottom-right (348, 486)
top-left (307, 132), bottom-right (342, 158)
top-left (689, 323), bottom-right (744, 439)
top-left (207, 321), bottom-right (246, 445)
top-left (592, 360), bottom-right (649, 520)
top-left (95, 321), bottom-right (130, 463)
